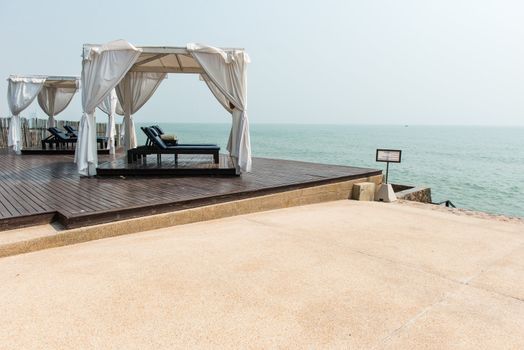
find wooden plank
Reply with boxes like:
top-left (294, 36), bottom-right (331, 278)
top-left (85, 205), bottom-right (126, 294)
top-left (0, 192), bottom-right (19, 217)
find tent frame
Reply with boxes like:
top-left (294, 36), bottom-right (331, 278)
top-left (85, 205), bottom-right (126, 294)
top-left (6, 75), bottom-right (79, 152)
top-left (82, 45), bottom-right (244, 74)
top-left (42, 76), bottom-right (79, 88)
top-left (7, 75), bottom-right (78, 87)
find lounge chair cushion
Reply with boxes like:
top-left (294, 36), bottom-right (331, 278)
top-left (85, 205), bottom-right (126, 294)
top-left (160, 134), bottom-right (177, 142)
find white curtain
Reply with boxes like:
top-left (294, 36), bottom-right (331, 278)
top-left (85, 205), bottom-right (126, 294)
top-left (187, 43), bottom-right (252, 173)
top-left (98, 88), bottom-right (124, 116)
top-left (201, 74), bottom-right (233, 113)
top-left (115, 72), bottom-right (166, 151)
top-left (75, 40), bottom-right (141, 176)
top-left (6, 76), bottom-right (46, 153)
top-left (97, 89), bottom-right (122, 154)
top-left (38, 85), bottom-right (78, 128)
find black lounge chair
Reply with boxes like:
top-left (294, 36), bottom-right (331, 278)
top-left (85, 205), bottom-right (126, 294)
top-left (149, 125), bottom-right (217, 147)
top-left (151, 125), bottom-right (166, 136)
top-left (42, 127), bottom-right (77, 149)
top-left (63, 125), bottom-right (78, 138)
top-left (146, 125), bottom-right (178, 146)
top-left (127, 127), bottom-right (220, 164)
top-left (64, 125), bottom-right (108, 149)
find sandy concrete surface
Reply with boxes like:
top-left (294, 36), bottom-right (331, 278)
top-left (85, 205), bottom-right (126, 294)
top-left (0, 200), bottom-right (522, 349)
top-left (0, 223), bottom-right (60, 245)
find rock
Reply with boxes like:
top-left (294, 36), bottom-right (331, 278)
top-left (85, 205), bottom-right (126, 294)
top-left (351, 182), bottom-right (376, 201)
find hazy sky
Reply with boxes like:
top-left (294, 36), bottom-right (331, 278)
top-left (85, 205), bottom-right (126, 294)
top-left (0, 0), bottom-right (523, 125)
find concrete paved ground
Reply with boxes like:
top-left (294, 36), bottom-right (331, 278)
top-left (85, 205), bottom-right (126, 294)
top-left (0, 200), bottom-right (522, 349)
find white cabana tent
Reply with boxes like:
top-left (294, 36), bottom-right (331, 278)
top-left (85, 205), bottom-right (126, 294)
top-left (75, 39), bottom-right (252, 176)
top-left (6, 75), bottom-right (79, 153)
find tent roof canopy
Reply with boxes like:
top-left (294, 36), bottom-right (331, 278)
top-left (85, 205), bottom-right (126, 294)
top-left (83, 45), bottom-right (244, 74)
top-left (132, 47), bottom-right (204, 74)
top-left (7, 75), bottom-right (79, 88)
top-left (43, 76), bottom-right (79, 88)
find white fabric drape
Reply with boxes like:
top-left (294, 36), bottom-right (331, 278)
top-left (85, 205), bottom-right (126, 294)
top-left (98, 88), bottom-right (124, 116)
top-left (75, 40), bottom-right (141, 176)
top-left (6, 76), bottom-right (46, 153)
top-left (38, 85), bottom-right (78, 128)
top-left (187, 43), bottom-right (252, 173)
top-left (201, 75), bottom-right (233, 113)
top-left (120, 118), bottom-right (126, 145)
top-left (115, 72), bottom-right (166, 151)
top-left (97, 89), bottom-right (121, 154)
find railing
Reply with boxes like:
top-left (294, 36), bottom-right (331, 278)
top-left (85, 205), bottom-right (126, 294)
top-left (435, 200), bottom-right (456, 208)
top-left (0, 117), bottom-right (122, 149)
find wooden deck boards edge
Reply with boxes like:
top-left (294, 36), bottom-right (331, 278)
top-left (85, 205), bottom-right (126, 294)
top-left (0, 212), bottom-right (57, 232)
top-left (59, 170), bottom-right (382, 229)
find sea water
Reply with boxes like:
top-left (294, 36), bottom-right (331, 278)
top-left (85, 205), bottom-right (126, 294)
top-left (136, 123), bottom-right (524, 218)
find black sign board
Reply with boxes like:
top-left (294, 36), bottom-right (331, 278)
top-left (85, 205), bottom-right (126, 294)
top-left (376, 149), bottom-right (402, 163)
top-left (376, 149), bottom-right (402, 184)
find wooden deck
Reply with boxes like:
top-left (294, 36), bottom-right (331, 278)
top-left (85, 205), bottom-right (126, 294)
top-left (0, 149), bottom-right (381, 230)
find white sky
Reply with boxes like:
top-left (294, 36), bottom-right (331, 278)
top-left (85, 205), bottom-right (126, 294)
top-left (0, 0), bottom-right (523, 125)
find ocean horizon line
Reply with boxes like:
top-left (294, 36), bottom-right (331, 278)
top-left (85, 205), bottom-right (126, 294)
top-left (138, 121), bottom-right (524, 128)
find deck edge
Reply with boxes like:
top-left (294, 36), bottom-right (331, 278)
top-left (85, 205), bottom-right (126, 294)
top-left (0, 174), bottom-right (382, 258)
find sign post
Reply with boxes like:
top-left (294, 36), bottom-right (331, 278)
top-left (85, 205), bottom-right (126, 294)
top-left (375, 149), bottom-right (402, 202)
top-left (376, 149), bottom-right (402, 183)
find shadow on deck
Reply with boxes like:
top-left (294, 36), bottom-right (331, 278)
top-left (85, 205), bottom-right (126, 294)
top-left (97, 154), bottom-right (237, 176)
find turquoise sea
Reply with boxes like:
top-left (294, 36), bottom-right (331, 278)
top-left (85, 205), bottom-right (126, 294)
top-left (136, 123), bottom-right (524, 218)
